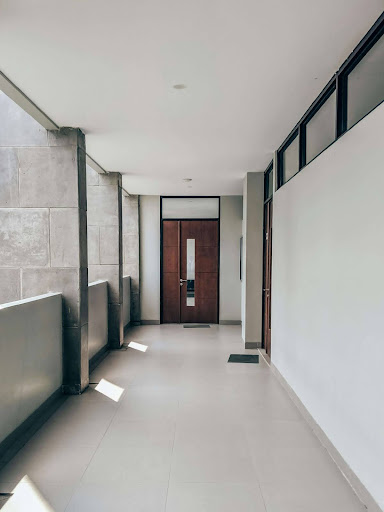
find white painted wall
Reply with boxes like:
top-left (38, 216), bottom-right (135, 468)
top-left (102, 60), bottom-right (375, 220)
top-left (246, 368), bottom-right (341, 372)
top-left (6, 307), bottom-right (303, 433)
top-left (88, 281), bottom-right (108, 361)
top-left (123, 275), bottom-right (131, 328)
top-left (220, 196), bottom-right (242, 322)
top-left (241, 173), bottom-right (264, 346)
top-left (0, 293), bottom-right (62, 445)
top-left (271, 102), bottom-right (384, 510)
top-left (140, 195), bottom-right (160, 322)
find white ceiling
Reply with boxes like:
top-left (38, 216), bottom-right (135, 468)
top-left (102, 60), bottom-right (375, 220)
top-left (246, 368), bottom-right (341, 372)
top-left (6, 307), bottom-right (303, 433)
top-left (0, 1), bottom-right (382, 195)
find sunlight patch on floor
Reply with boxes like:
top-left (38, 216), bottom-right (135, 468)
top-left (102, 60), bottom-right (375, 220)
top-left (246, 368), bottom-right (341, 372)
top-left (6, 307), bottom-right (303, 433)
top-left (95, 378), bottom-right (124, 402)
top-left (3, 476), bottom-right (55, 512)
top-left (128, 341), bottom-right (148, 352)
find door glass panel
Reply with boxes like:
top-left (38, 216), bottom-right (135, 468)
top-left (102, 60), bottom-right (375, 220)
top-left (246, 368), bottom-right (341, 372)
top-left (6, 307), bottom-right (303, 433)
top-left (186, 239), bottom-right (195, 306)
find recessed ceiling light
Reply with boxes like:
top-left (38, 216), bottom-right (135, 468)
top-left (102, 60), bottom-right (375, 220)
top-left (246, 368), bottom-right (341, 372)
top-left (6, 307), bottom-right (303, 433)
top-left (173, 84), bottom-right (187, 90)
top-left (183, 178), bottom-right (192, 182)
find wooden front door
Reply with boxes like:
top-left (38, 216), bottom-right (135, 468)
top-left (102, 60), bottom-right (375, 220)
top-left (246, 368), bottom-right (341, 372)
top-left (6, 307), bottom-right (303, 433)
top-left (263, 200), bottom-right (273, 355)
top-left (162, 220), bottom-right (219, 324)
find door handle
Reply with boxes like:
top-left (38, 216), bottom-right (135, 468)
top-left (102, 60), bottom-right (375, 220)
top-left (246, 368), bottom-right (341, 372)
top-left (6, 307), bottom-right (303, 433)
top-left (180, 279), bottom-right (187, 282)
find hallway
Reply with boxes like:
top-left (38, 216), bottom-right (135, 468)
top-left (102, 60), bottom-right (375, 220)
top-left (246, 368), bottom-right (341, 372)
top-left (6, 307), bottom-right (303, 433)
top-left (0, 325), bottom-right (365, 511)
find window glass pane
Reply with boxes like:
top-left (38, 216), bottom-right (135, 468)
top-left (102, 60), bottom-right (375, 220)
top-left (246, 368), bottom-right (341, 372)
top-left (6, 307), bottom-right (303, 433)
top-left (347, 33), bottom-right (384, 129)
top-left (282, 135), bottom-right (299, 183)
top-left (306, 91), bottom-right (336, 163)
top-left (162, 197), bottom-right (219, 219)
top-left (186, 239), bottom-right (195, 306)
top-left (264, 168), bottom-right (273, 200)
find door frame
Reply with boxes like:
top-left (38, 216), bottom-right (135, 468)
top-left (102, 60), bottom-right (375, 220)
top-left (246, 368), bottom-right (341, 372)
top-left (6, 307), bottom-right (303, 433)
top-left (262, 201), bottom-right (273, 355)
top-left (160, 196), bottom-right (220, 324)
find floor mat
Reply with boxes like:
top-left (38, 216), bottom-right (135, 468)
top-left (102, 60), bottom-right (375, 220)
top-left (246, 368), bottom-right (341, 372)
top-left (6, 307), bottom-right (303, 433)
top-left (228, 354), bottom-right (259, 363)
top-left (183, 324), bottom-right (211, 328)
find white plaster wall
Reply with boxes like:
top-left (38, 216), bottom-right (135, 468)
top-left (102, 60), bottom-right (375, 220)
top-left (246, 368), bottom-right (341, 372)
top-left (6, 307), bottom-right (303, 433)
top-left (241, 173), bottom-right (264, 345)
top-left (271, 102), bottom-right (384, 509)
top-left (88, 281), bottom-right (108, 360)
top-left (220, 196), bottom-right (242, 322)
top-left (0, 293), bottom-right (62, 444)
top-left (123, 275), bottom-right (131, 327)
top-left (140, 195), bottom-right (160, 322)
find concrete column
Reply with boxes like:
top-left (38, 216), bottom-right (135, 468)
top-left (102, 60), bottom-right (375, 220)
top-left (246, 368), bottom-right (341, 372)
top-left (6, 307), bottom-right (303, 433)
top-left (123, 194), bottom-right (140, 325)
top-left (0, 92), bottom-right (89, 394)
top-left (241, 172), bottom-right (264, 348)
top-left (87, 166), bottom-right (124, 348)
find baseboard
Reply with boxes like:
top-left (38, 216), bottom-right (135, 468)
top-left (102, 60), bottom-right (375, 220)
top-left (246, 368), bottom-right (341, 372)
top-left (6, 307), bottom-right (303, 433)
top-left (244, 341), bottom-right (262, 349)
top-left (141, 320), bottom-right (160, 325)
top-left (270, 362), bottom-right (383, 512)
top-left (0, 387), bottom-right (65, 467)
top-left (89, 344), bottom-right (109, 373)
top-left (219, 320), bottom-right (241, 325)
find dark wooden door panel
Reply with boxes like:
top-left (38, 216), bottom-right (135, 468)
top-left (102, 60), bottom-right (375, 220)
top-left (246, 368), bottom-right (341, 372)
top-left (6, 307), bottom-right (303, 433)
top-left (181, 299), bottom-right (217, 323)
top-left (162, 220), bottom-right (180, 323)
top-left (162, 298), bottom-right (180, 323)
top-left (180, 220), bottom-right (218, 324)
top-left (162, 219), bottom-right (219, 324)
top-left (163, 246), bottom-right (179, 273)
top-left (263, 201), bottom-right (273, 356)
top-left (163, 272), bottom-right (179, 298)
top-left (195, 273), bottom-right (218, 300)
top-left (163, 221), bottom-right (179, 246)
top-left (180, 220), bottom-right (218, 247)
top-left (180, 246), bottom-right (218, 274)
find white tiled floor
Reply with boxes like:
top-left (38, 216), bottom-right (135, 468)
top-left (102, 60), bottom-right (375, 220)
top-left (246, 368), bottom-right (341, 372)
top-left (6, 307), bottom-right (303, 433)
top-left (0, 325), bottom-right (366, 511)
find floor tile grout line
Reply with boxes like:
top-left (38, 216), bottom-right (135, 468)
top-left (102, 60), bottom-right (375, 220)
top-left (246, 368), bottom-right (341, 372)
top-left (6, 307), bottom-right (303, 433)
top-left (163, 402), bottom-right (179, 512)
top-left (63, 358), bottom-right (126, 512)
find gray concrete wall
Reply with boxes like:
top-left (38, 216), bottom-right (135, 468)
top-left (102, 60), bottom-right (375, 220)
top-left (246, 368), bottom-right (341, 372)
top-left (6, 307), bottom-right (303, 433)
top-left (0, 92), bottom-right (89, 394)
top-left (0, 293), bottom-right (62, 445)
top-left (88, 281), bottom-right (108, 361)
top-left (123, 195), bottom-right (140, 324)
top-left (123, 276), bottom-right (131, 329)
top-left (220, 196), bottom-right (243, 323)
top-left (87, 165), bottom-right (124, 348)
top-left (241, 172), bottom-right (264, 348)
top-left (139, 196), bottom-right (160, 323)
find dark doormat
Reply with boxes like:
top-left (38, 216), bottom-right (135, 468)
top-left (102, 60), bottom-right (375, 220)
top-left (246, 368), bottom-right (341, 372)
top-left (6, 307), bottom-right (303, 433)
top-left (0, 494), bottom-right (12, 509)
top-left (183, 324), bottom-right (211, 328)
top-left (228, 354), bottom-right (259, 363)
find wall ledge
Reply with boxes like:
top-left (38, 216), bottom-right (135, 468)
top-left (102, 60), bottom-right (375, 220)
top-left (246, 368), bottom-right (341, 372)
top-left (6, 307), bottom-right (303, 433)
top-left (0, 292), bottom-right (61, 310)
top-left (88, 280), bottom-right (108, 287)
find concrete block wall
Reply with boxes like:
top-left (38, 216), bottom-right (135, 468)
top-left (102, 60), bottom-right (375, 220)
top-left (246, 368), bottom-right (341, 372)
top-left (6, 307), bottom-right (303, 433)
top-left (123, 194), bottom-right (140, 324)
top-left (123, 275), bottom-right (131, 330)
top-left (0, 92), bottom-right (89, 394)
top-left (87, 165), bottom-right (124, 348)
top-left (88, 281), bottom-right (108, 361)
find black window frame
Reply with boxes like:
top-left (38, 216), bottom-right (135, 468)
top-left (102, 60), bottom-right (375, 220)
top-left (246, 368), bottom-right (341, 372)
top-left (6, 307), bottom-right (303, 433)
top-left (264, 161), bottom-right (273, 202)
top-left (277, 128), bottom-right (299, 188)
top-left (277, 12), bottom-right (384, 190)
